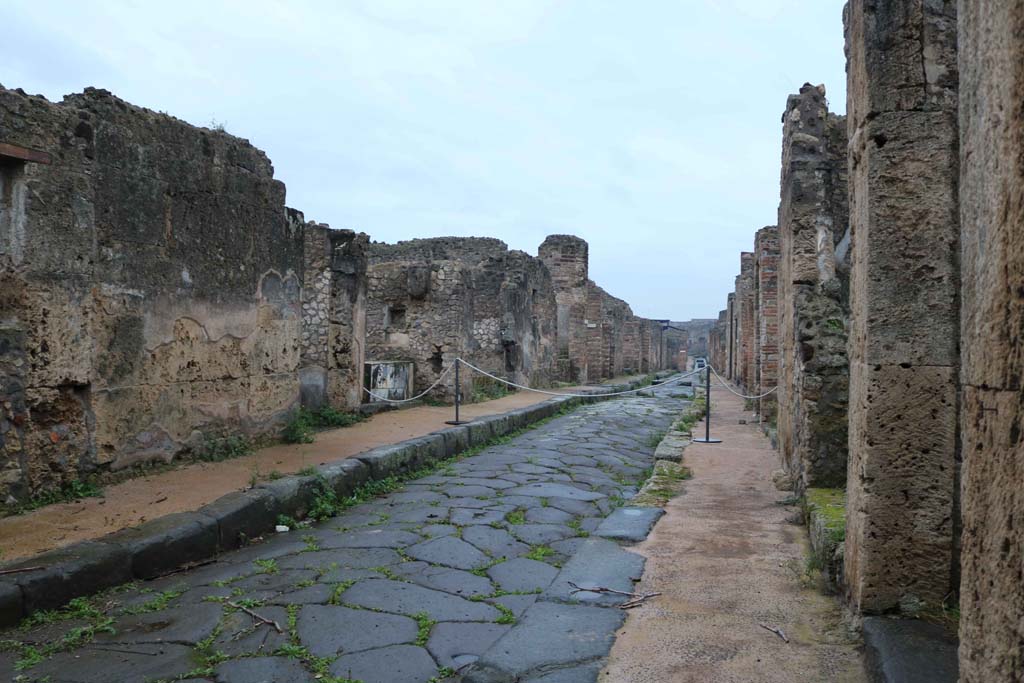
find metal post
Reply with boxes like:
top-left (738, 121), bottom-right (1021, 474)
top-left (445, 358), bottom-right (469, 425)
top-left (692, 365), bottom-right (721, 444)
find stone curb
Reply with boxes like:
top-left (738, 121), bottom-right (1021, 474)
top-left (0, 375), bottom-right (657, 628)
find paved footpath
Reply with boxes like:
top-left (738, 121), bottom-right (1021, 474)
top-left (602, 384), bottom-right (865, 682)
top-left (1, 384), bottom-right (687, 683)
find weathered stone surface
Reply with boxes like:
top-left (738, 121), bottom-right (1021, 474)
top-left (504, 483), bottom-right (604, 501)
top-left (544, 539), bottom-right (644, 607)
top-left (957, 3), bottom-right (1024, 680)
top-left (106, 511), bottom-right (219, 579)
top-left (203, 488), bottom-right (279, 550)
top-left (98, 602), bottom-right (222, 645)
top-left (0, 581), bottom-right (23, 628)
top-left (297, 604), bottom-right (418, 657)
top-left (339, 578), bottom-right (499, 621)
top-left (31, 643), bottom-right (197, 682)
top-left (215, 656), bottom-right (314, 683)
top-left (405, 535), bottom-right (490, 570)
top-left (10, 540), bottom-right (132, 612)
top-left (593, 507), bottom-right (664, 543)
top-left (330, 644), bottom-right (438, 683)
top-left (487, 558), bottom-right (558, 594)
top-left (462, 525), bottom-right (530, 559)
top-left (862, 617), bottom-right (958, 683)
top-left (427, 622), bottom-right (511, 670)
top-left (392, 562), bottom-right (495, 598)
top-left (463, 602), bottom-right (625, 682)
top-left (215, 606), bottom-right (290, 656)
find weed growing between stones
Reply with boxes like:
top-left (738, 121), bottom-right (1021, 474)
top-left (196, 434), bottom-right (253, 462)
top-left (124, 587), bottom-right (186, 614)
top-left (1, 595), bottom-right (118, 671)
top-left (6, 478), bottom-right (104, 515)
top-left (413, 612), bottom-right (436, 645)
top-left (631, 461), bottom-right (692, 507)
top-left (493, 603), bottom-right (517, 624)
top-left (525, 545), bottom-right (554, 561)
top-left (254, 558), bottom-right (279, 574)
top-left (645, 430), bottom-right (667, 448)
top-left (505, 509), bottom-right (526, 525)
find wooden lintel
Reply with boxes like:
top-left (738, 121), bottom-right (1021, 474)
top-left (0, 142), bottom-right (52, 165)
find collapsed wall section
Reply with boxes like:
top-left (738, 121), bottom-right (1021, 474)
top-left (843, 0), bottom-right (960, 615)
top-left (776, 84), bottom-right (850, 491)
top-left (957, 2), bottom-right (1024, 680)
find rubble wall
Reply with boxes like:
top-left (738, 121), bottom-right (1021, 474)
top-left (957, 1), bottom-right (1024, 679)
top-left (776, 85), bottom-right (850, 491)
top-left (843, 0), bottom-right (961, 614)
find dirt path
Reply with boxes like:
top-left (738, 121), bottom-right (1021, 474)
top-left (601, 384), bottom-right (865, 682)
top-left (0, 384), bottom-right (615, 562)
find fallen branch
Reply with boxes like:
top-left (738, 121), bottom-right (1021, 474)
top-left (758, 622), bottom-right (789, 643)
top-left (227, 601), bottom-right (284, 634)
top-left (567, 581), bottom-right (662, 609)
top-left (0, 566), bottom-right (45, 576)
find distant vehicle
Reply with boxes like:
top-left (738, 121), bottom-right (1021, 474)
top-left (694, 357), bottom-right (707, 370)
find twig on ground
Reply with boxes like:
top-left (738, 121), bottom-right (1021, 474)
top-left (0, 566), bottom-right (45, 576)
top-left (567, 581), bottom-right (662, 609)
top-left (758, 622), bottom-right (789, 643)
top-left (226, 601), bottom-right (284, 633)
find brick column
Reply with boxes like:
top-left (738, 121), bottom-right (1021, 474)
top-left (843, 0), bottom-right (960, 614)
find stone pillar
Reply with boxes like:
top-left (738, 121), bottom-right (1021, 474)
top-left (736, 253), bottom-right (756, 392)
top-left (843, 0), bottom-right (960, 614)
top-left (755, 226), bottom-right (780, 418)
top-left (539, 235), bottom-right (589, 383)
top-left (726, 293), bottom-right (736, 379)
top-left (957, 2), bottom-right (1024, 679)
top-left (776, 85), bottom-right (850, 490)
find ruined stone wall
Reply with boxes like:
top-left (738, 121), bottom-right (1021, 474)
top-left (755, 227), bottom-right (780, 417)
top-left (299, 219), bottom-right (368, 410)
top-left (538, 235), bottom-right (589, 383)
top-left (708, 310), bottom-right (728, 374)
top-left (957, 2), bottom-right (1024, 679)
top-left (843, 0), bottom-right (960, 615)
top-left (726, 293), bottom-right (736, 379)
top-left (0, 86), bottom-right (306, 503)
top-left (365, 237), bottom-right (557, 400)
top-left (735, 253), bottom-right (756, 392)
top-left (775, 85), bottom-right (850, 490)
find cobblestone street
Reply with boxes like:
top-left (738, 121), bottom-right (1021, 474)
top-left (2, 385), bottom-right (687, 683)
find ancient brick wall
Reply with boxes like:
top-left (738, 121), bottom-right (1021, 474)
top-left (735, 253), bottom-right (756, 392)
top-left (726, 293), bottom-right (736, 379)
top-left (365, 237), bottom-right (557, 401)
top-left (843, 0), bottom-right (961, 615)
top-left (754, 227), bottom-right (780, 417)
top-left (775, 85), bottom-right (850, 491)
top-left (0, 86), bottom-right (307, 503)
top-left (957, 2), bottom-right (1024, 679)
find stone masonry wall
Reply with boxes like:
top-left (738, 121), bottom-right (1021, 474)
top-left (843, 0), bottom-right (961, 615)
top-left (776, 84), bottom-right (850, 491)
top-left (957, 2), bottom-right (1024, 679)
top-left (0, 86), bottom-right (305, 504)
top-left (755, 226), bottom-right (780, 418)
top-left (735, 252), bottom-right (756, 392)
top-left (538, 235), bottom-right (589, 384)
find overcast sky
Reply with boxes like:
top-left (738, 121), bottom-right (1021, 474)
top-left (1, 1), bottom-right (847, 320)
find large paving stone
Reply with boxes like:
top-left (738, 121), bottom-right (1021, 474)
top-left (525, 507), bottom-right (575, 525)
top-left (298, 604), bottom-right (418, 657)
top-left (215, 655), bottom-right (313, 683)
top-left (863, 616), bottom-right (958, 683)
top-left (439, 484), bottom-right (497, 499)
top-left (97, 602), bottom-right (223, 645)
top-left (488, 593), bottom-right (537, 617)
top-left (462, 525), bottom-right (530, 559)
top-left (30, 642), bottom-right (197, 682)
top-left (276, 547), bottom-right (402, 570)
top-left (215, 605), bottom-right (290, 655)
top-left (544, 539), bottom-right (645, 607)
top-left (405, 536), bottom-right (490, 570)
top-left (427, 622), bottom-right (511, 670)
top-left (462, 602), bottom-right (625, 683)
top-left (487, 558), bottom-right (558, 593)
top-left (393, 562), bottom-right (495, 598)
top-left (451, 507), bottom-right (513, 526)
top-left (504, 483), bottom-right (604, 501)
top-left (593, 507), bottom-right (665, 543)
top-left (511, 523), bottom-right (576, 545)
top-left (317, 528), bottom-right (421, 549)
top-left (339, 579), bottom-right (499, 621)
top-left (330, 644), bottom-right (439, 683)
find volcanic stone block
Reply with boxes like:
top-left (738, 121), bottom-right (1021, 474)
top-left (317, 457), bottom-right (370, 498)
top-left (862, 617), bottom-right (958, 683)
top-left (257, 474), bottom-right (321, 520)
top-left (10, 540), bottom-right (132, 613)
top-left (544, 538), bottom-right (645, 607)
top-left (298, 604), bottom-right (418, 657)
top-left (202, 487), bottom-right (279, 550)
top-left (957, 3), bottom-right (1024, 680)
top-left (0, 582), bottom-right (23, 628)
top-left (594, 506), bottom-right (664, 543)
top-left (106, 511), bottom-right (219, 580)
top-left (441, 425), bottom-right (471, 457)
top-left (338, 578), bottom-right (499, 622)
top-left (330, 644), bottom-right (439, 683)
top-left (216, 656), bottom-right (313, 683)
top-left (427, 622), bottom-right (511, 671)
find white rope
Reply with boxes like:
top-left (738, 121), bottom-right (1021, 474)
top-left (455, 358), bottom-right (705, 398)
top-left (362, 364), bottom-right (454, 403)
top-left (707, 364), bottom-right (779, 399)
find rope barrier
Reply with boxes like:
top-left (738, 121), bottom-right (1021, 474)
top-left (707, 364), bottom-right (779, 400)
top-left (362, 364), bottom-right (454, 403)
top-left (454, 359), bottom-right (705, 398)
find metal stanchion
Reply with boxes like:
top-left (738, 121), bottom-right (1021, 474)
top-left (691, 365), bottom-right (721, 444)
top-left (445, 358), bottom-right (470, 425)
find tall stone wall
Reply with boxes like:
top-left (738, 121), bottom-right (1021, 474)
top-left (843, 0), bottom-right (961, 615)
top-left (776, 85), bottom-right (850, 491)
top-left (754, 226), bottom-right (780, 417)
top-left (957, 2), bottom-right (1024, 679)
top-left (735, 253), bottom-right (756, 392)
top-left (365, 237), bottom-right (558, 401)
top-left (538, 235), bottom-right (589, 384)
top-left (0, 86), bottom-right (306, 504)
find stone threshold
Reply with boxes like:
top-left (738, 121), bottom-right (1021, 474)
top-left (862, 616), bottom-right (958, 683)
top-left (0, 374), bottom-right (669, 628)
